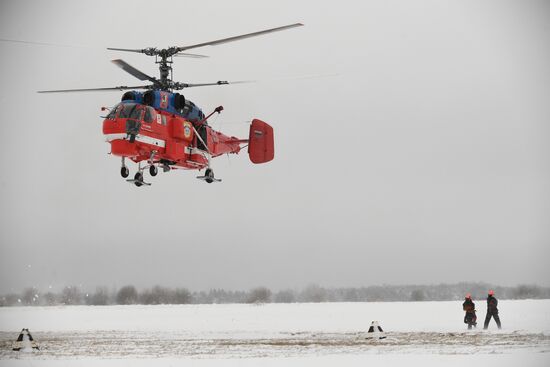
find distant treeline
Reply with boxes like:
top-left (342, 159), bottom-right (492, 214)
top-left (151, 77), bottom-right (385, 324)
top-left (1, 283), bottom-right (549, 307)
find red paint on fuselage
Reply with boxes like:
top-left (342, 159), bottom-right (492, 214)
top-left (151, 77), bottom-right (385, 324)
top-left (102, 106), bottom-right (243, 170)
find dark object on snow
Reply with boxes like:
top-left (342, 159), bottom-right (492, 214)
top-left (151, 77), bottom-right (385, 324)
top-left (462, 296), bottom-right (477, 329)
top-left (366, 321), bottom-right (386, 339)
top-left (483, 293), bottom-right (502, 329)
top-left (12, 328), bottom-right (40, 351)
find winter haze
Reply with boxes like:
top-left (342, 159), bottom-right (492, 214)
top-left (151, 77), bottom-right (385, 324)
top-left (0, 0), bottom-right (549, 294)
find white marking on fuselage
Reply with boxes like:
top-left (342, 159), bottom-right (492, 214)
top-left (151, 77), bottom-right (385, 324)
top-left (104, 133), bottom-right (166, 148)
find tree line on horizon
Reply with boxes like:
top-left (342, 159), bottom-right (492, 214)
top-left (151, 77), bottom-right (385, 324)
top-left (1, 282), bottom-right (549, 307)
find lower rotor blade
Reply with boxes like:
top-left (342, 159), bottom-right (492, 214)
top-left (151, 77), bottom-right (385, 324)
top-left (174, 80), bottom-right (254, 89)
top-left (111, 59), bottom-right (156, 82)
top-left (184, 81), bottom-right (229, 88)
top-left (37, 85), bottom-right (151, 93)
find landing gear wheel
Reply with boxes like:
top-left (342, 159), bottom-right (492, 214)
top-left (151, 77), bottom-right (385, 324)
top-left (205, 168), bottom-right (214, 184)
top-left (134, 172), bottom-right (143, 187)
top-left (196, 167), bottom-right (221, 183)
top-left (149, 165), bottom-right (158, 177)
top-left (120, 166), bottom-right (129, 178)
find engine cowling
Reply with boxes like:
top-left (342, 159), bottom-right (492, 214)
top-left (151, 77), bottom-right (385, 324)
top-left (173, 93), bottom-right (186, 111)
top-left (121, 91), bottom-right (136, 102)
top-left (143, 91), bottom-right (155, 106)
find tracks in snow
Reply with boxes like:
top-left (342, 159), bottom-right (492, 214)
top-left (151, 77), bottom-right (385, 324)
top-left (1, 330), bottom-right (549, 359)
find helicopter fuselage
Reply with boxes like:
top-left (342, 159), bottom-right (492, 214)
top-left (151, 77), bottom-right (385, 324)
top-left (102, 91), bottom-right (246, 172)
top-left (101, 89), bottom-right (274, 185)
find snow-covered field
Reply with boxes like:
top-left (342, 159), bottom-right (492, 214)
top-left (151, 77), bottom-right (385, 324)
top-left (1, 300), bottom-right (549, 366)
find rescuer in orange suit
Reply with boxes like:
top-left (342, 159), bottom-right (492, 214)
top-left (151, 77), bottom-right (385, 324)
top-left (462, 293), bottom-right (477, 329)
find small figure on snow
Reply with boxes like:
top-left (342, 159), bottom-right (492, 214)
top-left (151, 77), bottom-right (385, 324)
top-left (483, 290), bottom-right (502, 329)
top-left (12, 328), bottom-right (39, 352)
top-left (462, 293), bottom-right (477, 329)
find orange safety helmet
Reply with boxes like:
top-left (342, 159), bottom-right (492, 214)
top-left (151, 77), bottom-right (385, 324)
top-left (465, 293), bottom-right (471, 299)
top-left (488, 290), bottom-right (495, 296)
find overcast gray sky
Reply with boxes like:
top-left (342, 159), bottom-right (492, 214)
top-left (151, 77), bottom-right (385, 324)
top-left (0, 0), bottom-right (549, 294)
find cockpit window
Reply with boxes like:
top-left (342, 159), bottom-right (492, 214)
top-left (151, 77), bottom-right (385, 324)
top-left (143, 106), bottom-right (155, 123)
top-left (118, 103), bottom-right (144, 120)
top-left (108, 103), bottom-right (157, 122)
top-left (106, 108), bottom-right (117, 120)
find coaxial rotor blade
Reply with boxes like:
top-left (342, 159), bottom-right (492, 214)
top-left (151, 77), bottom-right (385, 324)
top-left (175, 23), bottom-right (303, 52)
top-left (111, 59), bottom-right (157, 82)
top-left (106, 47), bottom-right (145, 53)
top-left (173, 52), bottom-right (209, 58)
top-left (173, 80), bottom-right (254, 89)
top-left (0, 38), bottom-right (91, 49)
top-left (37, 85), bottom-right (152, 93)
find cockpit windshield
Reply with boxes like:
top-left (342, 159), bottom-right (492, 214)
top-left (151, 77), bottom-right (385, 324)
top-left (107, 103), bottom-right (156, 122)
top-left (119, 103), bottom-right (144, 119)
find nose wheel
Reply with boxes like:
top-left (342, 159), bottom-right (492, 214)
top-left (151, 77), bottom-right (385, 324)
top-left (121, 160), bottom-right (152, 187)
top-left (120, 157), bottom-right (130, 178)
top-left (197, 168), bottom-right (222, 183)
top-left (126, 171), bottom-right (151, 187)
top-left (119, 155), bottom-right (160, 187)
top-left (134, 172), bottom-right (144, 187)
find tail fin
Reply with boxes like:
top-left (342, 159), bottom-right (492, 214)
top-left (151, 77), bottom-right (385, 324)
top-left (248, 119), bottom-right (274, 164)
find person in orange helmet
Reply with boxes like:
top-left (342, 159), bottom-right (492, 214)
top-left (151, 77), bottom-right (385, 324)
top-left (462, 293), bottom-right (477, 329)
top-left (483, 290), bottom-right (502, 329)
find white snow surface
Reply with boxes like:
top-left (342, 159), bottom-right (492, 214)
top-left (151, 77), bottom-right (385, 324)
top-left (1, 300), bottom-right (549, 366)
top-left (1, 300), bottom-right (549, 334)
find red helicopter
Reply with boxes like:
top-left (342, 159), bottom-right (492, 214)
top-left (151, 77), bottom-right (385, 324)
top-left (37, 23), bottom-right (303, 185)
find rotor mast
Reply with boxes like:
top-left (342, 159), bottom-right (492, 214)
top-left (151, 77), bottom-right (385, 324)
top-left (139, 47), bottom-right (180, 91)
top-left (109, 46), bottom-right (212, 91)
top-left (157, 51), bottom-right (173, 90)
top-left (132, 47), bottom-right (178, 91)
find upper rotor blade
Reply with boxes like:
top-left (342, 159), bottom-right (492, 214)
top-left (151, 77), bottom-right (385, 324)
top-left (0, 38), bottom-right (92, 49)
top-left (37, 85), bottom-right (151, 93)
top-left (1, 38), bottom-right (71, 48)
top-left (111, 59), bottom-right (156, 82)
top-left (176, 23), bottom-right (304, 52)
top-left (173, 52), bottom-right (209, 59)
top-left (107, 47), bottom-right (144, 53)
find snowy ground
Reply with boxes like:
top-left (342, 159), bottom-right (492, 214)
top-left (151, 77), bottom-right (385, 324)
top-left (1, 300), bottom-right (549, 366)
